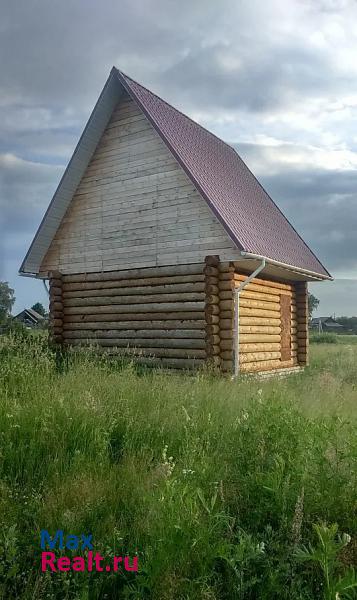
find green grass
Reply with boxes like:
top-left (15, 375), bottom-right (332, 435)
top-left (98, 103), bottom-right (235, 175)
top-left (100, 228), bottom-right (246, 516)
top-left (310, 332), bottom-right (357, 345)
top-left (0, 333), bottom-right (356, 599)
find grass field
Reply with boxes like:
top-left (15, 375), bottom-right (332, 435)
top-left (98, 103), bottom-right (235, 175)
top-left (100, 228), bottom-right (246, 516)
top-left (0, 333), bottom-right (356, 599)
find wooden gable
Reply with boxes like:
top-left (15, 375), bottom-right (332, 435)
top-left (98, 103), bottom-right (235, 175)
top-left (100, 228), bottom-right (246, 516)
top-left (40, 93), bottom-right (240, 275)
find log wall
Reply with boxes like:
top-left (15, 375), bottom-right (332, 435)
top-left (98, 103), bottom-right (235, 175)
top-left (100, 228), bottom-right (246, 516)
top-left (57, 262), bottom-right (208, 370)
top-left (49, 258), bottom-right (308, 374)
top-left (49, 271), bottom-right (64, 345)
top-left (219, 267), bottom-right (300, 373)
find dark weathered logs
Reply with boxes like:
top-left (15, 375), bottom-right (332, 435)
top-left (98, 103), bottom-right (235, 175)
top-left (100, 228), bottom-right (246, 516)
top-left (63, 263), bottom-right (205, 283)
top-left (49, 272), bottom-right (63, 345)
top-left (62, 274), bottom-right (206, 291)
top-left (64, 302), bottom-right (205, 315)
top-left (62, 282), bottom-right (205, 298)
top-left (204, 256), bottom-right (221, 362)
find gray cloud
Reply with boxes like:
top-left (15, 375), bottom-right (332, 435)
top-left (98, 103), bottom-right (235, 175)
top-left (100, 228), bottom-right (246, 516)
top-left (1, 0), bottom-right (357, 314)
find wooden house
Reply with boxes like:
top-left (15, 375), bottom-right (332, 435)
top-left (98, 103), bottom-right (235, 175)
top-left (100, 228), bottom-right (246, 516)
top-left (310, 316), bottom-right (344, 333)
top-left (20, 67), bottom-right (331, 375)
top-left (13, 308), bottom-right (45, 328)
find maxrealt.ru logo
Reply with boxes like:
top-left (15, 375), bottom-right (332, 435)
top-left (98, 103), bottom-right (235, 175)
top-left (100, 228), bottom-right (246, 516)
top-left (40, 530), bottom-right (138, 573)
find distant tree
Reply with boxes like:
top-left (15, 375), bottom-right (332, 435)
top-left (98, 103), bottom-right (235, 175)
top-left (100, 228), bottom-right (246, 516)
top-left (31, 302), bottom-right (47, 317)
top-left (308, 292), bottom-right (320, 319)
top-left (0, 281), bottom-right (15, 324)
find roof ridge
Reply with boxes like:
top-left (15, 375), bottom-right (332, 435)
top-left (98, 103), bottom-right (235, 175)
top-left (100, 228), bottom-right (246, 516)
top-left (115, 67), bottom-right (238, 157)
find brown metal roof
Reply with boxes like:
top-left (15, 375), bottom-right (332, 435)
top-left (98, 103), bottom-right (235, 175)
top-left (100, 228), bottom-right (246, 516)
top-left (116, 68), bottom-right (330, 278)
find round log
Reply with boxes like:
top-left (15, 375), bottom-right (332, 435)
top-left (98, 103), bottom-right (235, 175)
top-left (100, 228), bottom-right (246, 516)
top-left (62, 282), bottom-right (205, 298)
top-left (51, 318), bottom-right (63, 327)
top-left (50, 301), bottom-right (63, 311)
top-left (222, 334), bottom-right (281, 343)
top-left (206, 334), bottom-right (220, 345)
top-left (51, 311), bottom-right (63, 319)
top-left (203, 266), bottom-right (219, 277)
top-left (238, 299), bottom-right (280, 312)
top-left (64, 302), bottom-right (205, 315)
top-left (51, 327), bottom-right (63, 335)
top-left (205, 324), bottom-right (220, 335)
top-left (63, 293), bottom-right (204, 307)
top-left (49, 286), bottom-right (62, 296)
top-left (63, 320), bottom-right (205, 330)
top-left (64, 343), bottom-right (206, 358)
top-left (235, 326), bottom-right (281, 335)
top-left (63, 335), bottom-right (206, 349)
top-left (205, 313), bottom-right (220, 325)
top-left (63, 329), bottom-right (205, 340)
top-left (206, 344), bottom-right (220, 355)
top-left (63, 263), bottom-right (205, 283)
top-left (204, 284), bottom-right (219, 296)
top-left (62, 274), bottom-right (206, 292)
top-left (239, 351), bottom-right (281, 363)
top-left (219, 280), bottom-right (293, 296)
top-left (127, 357), bottom-right (206, 369)
top-left (239, 358), bottom-right (293, 372)
top-left (49, 278), bottom-right (62, 288)
top-left (205, 294), bottom-right (220, 305)
top-left (63, 312), bottom-right (206, 323)
top-left (237, 316), bottom-right (281, 326)
top-left (48, 270), bottom-right (62, 279)
top-left (237, 307), bottom-right (281, 319)
top-left (234, 273), bottom-right (293, 291)
top-left (204, 305), bottom-right (220, 316)
top-left (205, 255), bottom-right (220, 267)
top-left (239, 343), bottom-right (281, 353)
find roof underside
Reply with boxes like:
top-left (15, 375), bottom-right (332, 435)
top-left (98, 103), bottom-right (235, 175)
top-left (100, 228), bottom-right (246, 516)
top-left (20, 67), bottom-right (330, 279)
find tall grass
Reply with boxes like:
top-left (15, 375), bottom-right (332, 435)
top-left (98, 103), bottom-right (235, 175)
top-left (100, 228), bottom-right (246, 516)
top-left (0, 333), bottom-right (356, 599)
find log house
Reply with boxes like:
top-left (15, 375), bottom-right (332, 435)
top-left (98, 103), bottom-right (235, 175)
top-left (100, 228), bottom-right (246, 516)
top-left (20, 68), bottom-right (331, 375)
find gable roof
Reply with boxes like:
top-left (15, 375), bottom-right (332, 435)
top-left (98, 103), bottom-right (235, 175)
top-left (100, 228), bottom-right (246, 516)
top-left (13, 308), bottom-right (45, 322)
top-left (20, 67), bottom-right (331, 279)
top-left (311, 316), bottom-right (342, 325)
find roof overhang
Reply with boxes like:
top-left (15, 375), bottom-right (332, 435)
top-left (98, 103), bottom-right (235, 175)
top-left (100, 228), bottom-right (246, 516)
top-left (234, 252), bottom-right (333, 282)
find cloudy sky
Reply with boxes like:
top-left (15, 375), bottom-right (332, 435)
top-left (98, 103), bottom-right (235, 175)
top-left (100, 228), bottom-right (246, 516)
top-left (1, 0), bottom-right (356, 316)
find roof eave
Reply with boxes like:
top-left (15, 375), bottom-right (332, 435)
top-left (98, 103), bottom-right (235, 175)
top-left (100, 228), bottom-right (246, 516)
top-left (238, 251), bottom-right (333, 281)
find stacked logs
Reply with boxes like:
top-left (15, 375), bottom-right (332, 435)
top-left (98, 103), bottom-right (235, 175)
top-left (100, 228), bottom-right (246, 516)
top-left (49, 271), bottom-right (64, 344)
top-left (295, 281), bottom-right (309, 365)
top-left (47, 261), bottom-right (308, 374)
top-left (218, 262), bottom-right (235, 372)
top-left (59, 263), bottom-right (207, 369)
top-left (204, 256), bottom-right (221, 366)
top-left (217, 267), bottom-right (299, 373)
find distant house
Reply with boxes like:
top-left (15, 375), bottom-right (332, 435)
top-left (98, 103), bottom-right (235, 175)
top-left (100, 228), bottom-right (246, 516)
top-left (310, 316), bottom-right (345, 333)
top-left (13, 308), bottom-right (45, 328)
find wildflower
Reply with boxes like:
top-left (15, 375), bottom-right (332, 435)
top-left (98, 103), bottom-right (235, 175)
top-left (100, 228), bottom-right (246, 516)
top-left (182, 468), bottom-right (195, 476)
top-left (291, 487), bottom-right (304, 547)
